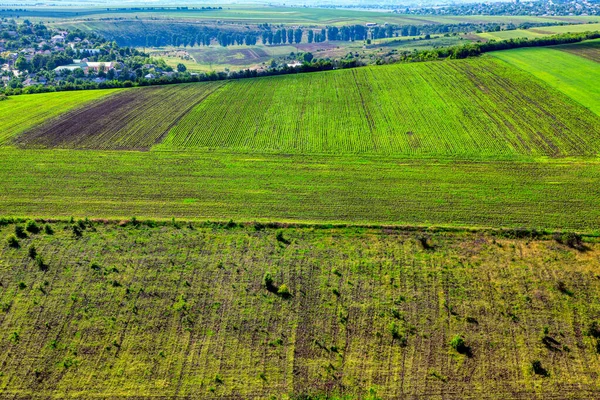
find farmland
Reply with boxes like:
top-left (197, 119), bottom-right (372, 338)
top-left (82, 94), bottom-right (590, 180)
top-left (14, 83), bottom-right (223, 150)
top-left (0, 89), bottom-right (118, 146)
top-left (0, 222), bottom-right (599, 398)
top-left (8, 56), bottom-right (600, 157)
top-left (476, 29), bottom-right (545, 41)
top-left (25, 6), bottom-right (599, 27)
top-left (491, 45), bottom-right (600, 116)
top-left (1, 149), bottom-right (600, 231)
top-left (160, 57), bottom-right (600, 156)
top-left (2, 4), bottom-right (600, 399)
top-left (554, 38), bottom-right (600, 62)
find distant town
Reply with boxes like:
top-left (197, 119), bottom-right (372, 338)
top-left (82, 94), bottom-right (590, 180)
top-left (0, 19), bottom-right (181, 93)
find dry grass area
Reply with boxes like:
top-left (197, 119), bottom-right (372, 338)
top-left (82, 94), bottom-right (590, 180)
top-left (0, 221), bottom-right (599, 399)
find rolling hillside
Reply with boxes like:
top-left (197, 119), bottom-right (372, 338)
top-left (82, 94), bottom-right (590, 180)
top-left (0, 43), bottom-right (599, 231)
top-left (491, 42), bottom-right (600, 115)
top-left (5, 55), bottom-right (600, 156)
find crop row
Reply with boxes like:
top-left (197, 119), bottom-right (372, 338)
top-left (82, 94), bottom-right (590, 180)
top-left (555, 38), bottom-right (600, 63)
top-left (0, 89), bottom-right (117, 146)
top-left (1, 149), bottom-right (600, 231)
top-left (15, 83), bottom-right (223, 150)
top-left (160, 57), bottom-right (600, 156)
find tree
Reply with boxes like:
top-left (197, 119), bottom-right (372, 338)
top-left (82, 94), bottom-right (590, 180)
top-left (303, 52), bottom-right (314, 63)
top-left (73, 68), bottom-right (85, 78)
top-left (15, 56), bottom-right (29, 72)
top-left (294, 28), bottom-right (303, 44)
top-left (177, 63), bottom-right (187, 73)
top-left (307, 30), bottom-right (314, 44)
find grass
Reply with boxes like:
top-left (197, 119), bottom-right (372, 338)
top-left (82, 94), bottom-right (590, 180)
top-left (158, 57), bottom-right (600, 156)
top-left (491, 44), bottom-right (600, 116)
top-left (0, 89), bottom-right (119, 146)
top-left (1, 149), bottom-right (600, 231)
top-left (554, 38), bottom-right (600, 62)
top-left (8, 57), bottom-right (599, 156)
top-left (14, 83), bottom-right (222, 150)
top-left (0, 222), bottom-right (599, 398)
top-left (531, 22), bottom-right (600, 34)
top-left (476, 29), bottom-right (546, 41)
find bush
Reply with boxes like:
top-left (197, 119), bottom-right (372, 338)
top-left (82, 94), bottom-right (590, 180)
top-left (587, 321), bottom-right (600, 339)
top-left (277, 284), bottom-right (291, 298)
top-left (44, 224), bottom-right (54, 235)
top-left (556, 281), bottom-right (573, 296)
top-left (554, 232), bottom-right (584, 249)
top-left (14, 225), bottom-right (27, 239)
top-left (28, 244), bottom-right (37, 259)
top-left (389, 322), bottom-right (408, 346)
top-left (263, 272), bottom-right (277, 292)
top-left (450, 334), bottom-right (471, 356)
top-left (417, 235), bottom-right (434, 250)
top-left (35, 255), bottom-right (48, 271)
top-left (531, 360), bottom-right (549, 377)
top-left (72, 225), bottom-right (83, 238)
top-left (25, 220), bottom-right (40, 234)
top-left (6, 234), bottom-right (19, 248)
top-left (276, 230), bottom-right (290, 245)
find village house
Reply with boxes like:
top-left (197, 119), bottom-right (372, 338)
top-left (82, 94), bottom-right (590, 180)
top-left (54, 60), bottom-right (121, 74)
top-left (51, 35), bottom-right (65, 44)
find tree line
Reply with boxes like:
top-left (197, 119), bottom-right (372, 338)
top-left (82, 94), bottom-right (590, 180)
top-left (96, 21), bottom-right (573, 48)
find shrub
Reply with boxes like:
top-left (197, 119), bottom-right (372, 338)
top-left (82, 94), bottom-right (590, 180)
top-left (531, 360), bottom-right (549, 377)
top-left (36, 255), bottom-right (48, 271)
top-left (556, 281), bottom-right (573, 296)
top-left (587, 321), bottom-right (600, 339)
top-left (417, 235), bottom-right (434, 250)
top-left (72, 225), bottom-right (83, 238)
top-left (90, 262), bottom-right (102, 271)
top-left (6, 234), bottom-right (19, 248)
top-left (14, 225), bottom-right (27, 239)
top-left (276, 230), bottom-right (290, 245)
top-left (554, 232), bottom-right (584, 249)
top-left (263, 272), bottom-right (276, 292)
top-left (44, 224), bottom-right (54, 235)
top-left (389, 322), bottom-right (408, 346)
top-left (28, 245), bottom-right (37, 259)
top-left (428, 368), bottom-right (448, 382)
top-left (277, 284), bottom-right (291, 298)
top-left (450, 334), bottom-right (471, 356)
top-left (25, 220), bottom-right (40, 234)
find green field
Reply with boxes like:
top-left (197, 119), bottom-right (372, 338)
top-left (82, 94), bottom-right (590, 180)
top-left (0, 222), bottom-right (599, 398)
top-left (476, 29), bottom-right (545, 41)
top-left (491, 45), bottom-right (600, 116)
top-left (0, 89), bottom-right (118, 145)
top-left (0, 49), bottom-right (598, 232)
top-left (554, 38), bottom-right (600, 62)
top-left (159, 57), bottom-right (600, 156)
top-left (30, 6), bottom-right (600, 26)
top-left (531, 22), bottom-right (600, 34)
top-left (5, 57), bottom-right (600, 157)
top-left (1, 149), bottom-right (600, 231)
top-left (15, 83), bottom-right (222, 150)
top-left (2, 13), bottom-right (600, 399)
